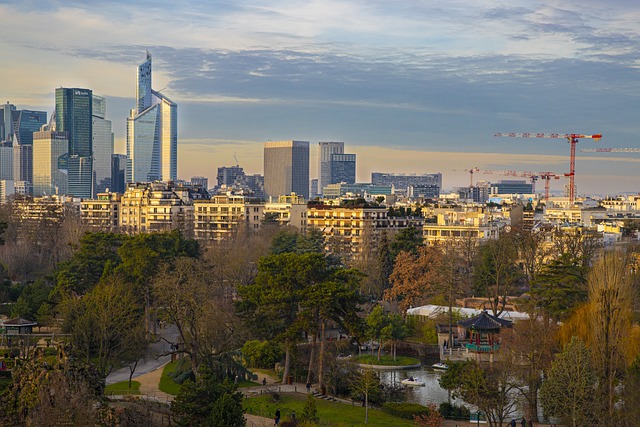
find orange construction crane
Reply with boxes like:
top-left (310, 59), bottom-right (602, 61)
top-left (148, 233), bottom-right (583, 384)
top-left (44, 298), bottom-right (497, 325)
top-left (494, 132), bottom-right (602, 203)
top-left (481, 169), bottom-right (565, 201)
top-left (464, 167), bottom-right (479, 187)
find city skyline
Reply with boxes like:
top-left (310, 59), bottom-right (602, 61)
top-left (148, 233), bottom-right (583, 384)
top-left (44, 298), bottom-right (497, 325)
top-left (1, 1), bottom-right (640, 194)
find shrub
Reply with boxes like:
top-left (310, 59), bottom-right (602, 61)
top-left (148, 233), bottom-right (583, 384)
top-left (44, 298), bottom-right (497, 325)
top-left (242, 340), bottom-right (282, 369)
top-left (438, 402), bottom-right (471, 420)
top-left (381, 402), bottom-right (430, 419)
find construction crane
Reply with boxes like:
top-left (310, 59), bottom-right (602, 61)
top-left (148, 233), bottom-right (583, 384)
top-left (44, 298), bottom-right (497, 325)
top-left (494, 132), bottom-right (602, 203)
top-left (464, 167), bottom-right (479, 187)
top-left (581, 148), bottom-right (640, 153)
top-left (481, 169), bottom-right (565, 201)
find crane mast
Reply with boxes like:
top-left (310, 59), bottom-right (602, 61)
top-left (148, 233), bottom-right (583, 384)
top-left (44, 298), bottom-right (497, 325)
top-left (494, 132), bottom-right (602, 203)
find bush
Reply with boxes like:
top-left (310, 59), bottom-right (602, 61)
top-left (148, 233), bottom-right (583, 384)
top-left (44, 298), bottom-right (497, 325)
top-left (242, 340), bottom-right (282, 369)
top-left (381, 402), bottom-right (430, 419)
top-left (438, 402), bottom-right (471, 420)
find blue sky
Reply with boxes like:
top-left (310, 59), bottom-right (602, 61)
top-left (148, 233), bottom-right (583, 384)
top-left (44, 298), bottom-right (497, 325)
top-left (1, 0), bottom-right (639, 194)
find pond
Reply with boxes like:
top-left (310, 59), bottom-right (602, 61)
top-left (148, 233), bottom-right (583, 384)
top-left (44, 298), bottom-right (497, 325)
top-left (378, 363), bottom-right (460, 407)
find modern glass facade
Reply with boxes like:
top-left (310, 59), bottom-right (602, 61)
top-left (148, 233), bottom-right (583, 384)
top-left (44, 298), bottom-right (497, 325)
top-left (32, 130), bottom-right (68, 196)
top-left (0, 102), bottom-right (16, 141)
top-left (10, 109), bottom-right (47, 190)
top-left (330, 153), bottom-right (356, 185)
top-left (92, 95), bottom-right (114, 193)
top-left (56, 88), bottom-right (93, 198)
top-left (0, 143), bottom-right (12, 181)
top-left (318, 141), bottom-right (343, 195)
top-left (264, 140), bottom-right (309, 199)
top-left (126, 53), bottom-right (178, 184)
top-left (111, 154), bottom-right (127, 193)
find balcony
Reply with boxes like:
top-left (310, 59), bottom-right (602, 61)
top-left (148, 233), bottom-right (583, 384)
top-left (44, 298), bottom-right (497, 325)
top-left (465, 343), bottom-right (501, 353)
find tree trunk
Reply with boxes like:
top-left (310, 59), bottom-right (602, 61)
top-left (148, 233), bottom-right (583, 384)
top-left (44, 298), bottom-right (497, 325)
top-left (318, 321), bottom-right (326, 390)
top-left (282, 341), bottom-right (292, 385)
top-left (365, 390), bottom-right (369, 424)
top-left (306, 331), bottom-right (317, 384)
top-left (128, 359), bottom-right (139, 389)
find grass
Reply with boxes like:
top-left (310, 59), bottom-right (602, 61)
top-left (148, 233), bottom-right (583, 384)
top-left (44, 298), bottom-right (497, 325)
top-left (104, 380), bottom-right (142, 395)
top-left (243, 393), bottom-right (413, 427)
top-left (158, 361), bottom-right (181, 396)
top-left (354, 354), bottom-right (421, 366)
top-left (237, 379), bottom-right (260, 388)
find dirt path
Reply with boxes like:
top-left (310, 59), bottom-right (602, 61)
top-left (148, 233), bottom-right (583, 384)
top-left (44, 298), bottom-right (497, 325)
top-left (134, 363), bottom-right (174, 404)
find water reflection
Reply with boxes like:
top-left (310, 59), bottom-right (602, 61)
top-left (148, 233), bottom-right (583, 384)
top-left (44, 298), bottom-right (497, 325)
top-left (379, 366), bottom-right (461, 406)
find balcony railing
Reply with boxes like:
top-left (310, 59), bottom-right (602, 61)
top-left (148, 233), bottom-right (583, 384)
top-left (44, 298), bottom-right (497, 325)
top-left (465, 343), bottom-right (501, 352)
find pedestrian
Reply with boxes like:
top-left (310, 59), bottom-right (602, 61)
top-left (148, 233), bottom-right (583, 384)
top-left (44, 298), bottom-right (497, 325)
top-left (521, 418), bottom-right (526, 427)
top-left (291, 411), bottom-right (296, 422)
top-left (274, 408), bottom-right (280, 426)
top-left (306, 381), bottom-right (311, 393)
top-left (510, 419), bottom-right (516, 427)
top-left (262, 377), bottom-right (267, 386)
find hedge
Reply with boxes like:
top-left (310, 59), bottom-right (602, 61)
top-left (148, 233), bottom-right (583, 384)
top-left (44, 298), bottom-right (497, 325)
top-left (381, 402), bottom-right (430, 419)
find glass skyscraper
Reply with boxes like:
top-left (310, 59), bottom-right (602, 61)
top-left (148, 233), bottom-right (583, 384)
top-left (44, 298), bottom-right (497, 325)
top-left (92, 95), bottom-right (114, 193)
top-left (32, 130), bottom-right (68, 196)
top-left (56, 87), bottom-right (93, 198)
top-left (8, 107), bottom-right (47, 194)
top-left (126, 52), bottom-right (177, 183)
top-left (264, 140), bottom-right (309, 199)
top-left (330, 153), bottom-right (356, 185)
top-left (318, 141), bottom-right (344, 195)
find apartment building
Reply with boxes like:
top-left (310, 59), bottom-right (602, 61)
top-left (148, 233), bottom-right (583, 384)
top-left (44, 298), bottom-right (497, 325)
top-left (193, 194), bottom-right (263, 242)
top-left (80, 192), bottom-right (121, 231)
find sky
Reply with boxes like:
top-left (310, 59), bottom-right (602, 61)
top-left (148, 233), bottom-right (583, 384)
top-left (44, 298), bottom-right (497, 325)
top-left (1, 0), bottom-right (640, 195)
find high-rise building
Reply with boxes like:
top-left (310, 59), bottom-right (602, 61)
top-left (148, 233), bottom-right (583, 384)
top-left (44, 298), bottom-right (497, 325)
top-left (32, 130), bottom-right (68, 196)
top-left (318, 141), bottom-right (344, 195)
top-left (264, 140), bottom-right (309, 199)
top-left (217, 165), bottom-right (244, 187)
top-left (92, 95), bottom-right (114, 194)
top-left (330, 153), bottom-right (356, 185)
top-left (126, 52), bottom-right (177, 183)
top-left (191, 176), bottom-right (208, 189)
top-left (56, 87), bottom-right (93, 198)
top-left (0, 143), bottom-right (13, 181)
top-left (111, 154), bottom-right (127, 194)
top-left (0, 102), bottom-right (16, 142)
top-left (8, 107), bottom-right (47, 194)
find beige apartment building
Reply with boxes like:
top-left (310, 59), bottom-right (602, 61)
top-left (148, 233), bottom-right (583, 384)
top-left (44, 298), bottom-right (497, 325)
top-left (263, 193), bottom-right (307, 231)
top-left (193, 194), bottom-right (263, 242)
top-left (80, 192), bottom-right (121, 231)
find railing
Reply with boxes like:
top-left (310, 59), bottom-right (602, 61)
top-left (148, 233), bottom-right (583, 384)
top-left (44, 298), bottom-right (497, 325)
top-left (465, 343), bottom-right (501, 352)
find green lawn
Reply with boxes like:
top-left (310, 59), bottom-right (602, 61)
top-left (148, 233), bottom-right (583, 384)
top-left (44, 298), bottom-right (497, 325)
top-left (354, 355), bottom-right (421, 366)
top-left (237, 379), bottom-right (260, 388)
top-left (158, 361), bottom-right (181, 396)
top-left (243, 394), bottom-right (413, 427)
top-left (104, 380), bottom-right (141, 395)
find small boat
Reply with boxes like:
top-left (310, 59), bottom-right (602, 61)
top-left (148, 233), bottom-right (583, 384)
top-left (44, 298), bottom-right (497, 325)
top-left (401, 377), bottom-right (425, 386)
top-left (432, 362), bottom-right (449, 370)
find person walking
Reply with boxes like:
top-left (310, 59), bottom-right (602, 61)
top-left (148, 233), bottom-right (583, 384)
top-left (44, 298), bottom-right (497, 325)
top-left (521, 418), bottom-right (526, 427)
top-left (510, 419), bottom-right (516, 427)
top-left (306, 381), bottom-right (311, 393)
top-left (274, 408), bottom-right (280, 426)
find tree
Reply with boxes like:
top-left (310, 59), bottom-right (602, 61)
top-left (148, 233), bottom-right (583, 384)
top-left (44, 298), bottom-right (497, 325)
top-left (154, 257), bottom-right (244, 379)
top-left (365, 305), bottom-right (388, 361)
top-left (300, 394), bottom-right (319, 424)
top-left (61, 275), bottom-right (147, 378)
top-left (540, 337), bottom-right (596, 427)
top-left (10, 279), bottom-right (52, 320)
top-left (385, 245), bottom-right (445, 311)
top-left (380, 314), bottom-right (410, 361)
top-left (473, 233), bottom-right (521, 316)
top-left (171, 373), bottom-right (245, 427)
top-left (389, 226), bottom-right (423, 260)
top-left (349, 368), bottom-right (382, 424)
top-left (414, 404), bottom-right (445, 427)
top-left (587, 250), bottom-right (634, 425)
top-left (439, 361), bottom-right (517, 427)
top-left (500, 315), bottom-right (557, 423)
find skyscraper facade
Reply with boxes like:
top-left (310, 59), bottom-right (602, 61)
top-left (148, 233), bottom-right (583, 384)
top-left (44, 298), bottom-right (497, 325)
top-left (111, 154), bottom-right (127, 194)
top-left (10, 108), bottom-right (47, 194)
top-left (0, 102), bottom-right (16, 142)
top-left (264, 140), bottom-right (309, 199)
top-left (330, 153), bottom-right (356, 185)
top-left (318, 141), bottom-right (344, 195)
top-left (217, 165), bottom-right (244, 187)
top-left (32, 130), bottom-right (68, 196)
top-left (126, 52), bottom-right (177, 183)
top-left (92, 95), bottom-right (114, 193)
top-left (56, 87), bottom-right (93, 198)
top-left (0, 143), bottom-right (13, 181)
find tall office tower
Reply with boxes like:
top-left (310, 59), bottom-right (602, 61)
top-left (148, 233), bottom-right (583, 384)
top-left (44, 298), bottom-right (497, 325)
top-left (244, 174), bottom-right (265, 199)
top-left (318, 141), bottom-right (344, 195)
top-left (56, 87), bottom-right (93, 198)
top-left (32, 130), bottom-right (68, 196)
top-left (264, 140), bottom-right (309, 199)
top-left (0, 180), bottom-right (14, 203)
top-left (111, 154), bottom-right (127, 193)
top-left (0, 143), bottom-right (13, 180)
top-left (126, 52), bottom-right (178, 183)
top-left (0, 102), bottom-right (16, 141)
top-left (217, 165), bottom-right (245, 187)
top-left (330, 153), bottom-right (356, 185)
top-left (92, 95), bottom-right (114, 194)
top-left (10, 108), bottom-right (47, 194)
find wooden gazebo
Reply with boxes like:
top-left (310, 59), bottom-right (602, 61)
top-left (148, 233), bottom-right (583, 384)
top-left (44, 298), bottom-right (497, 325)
top-left (458, 310), bottom-right (511, 362)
